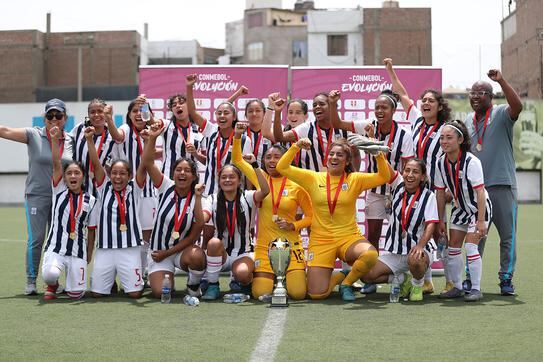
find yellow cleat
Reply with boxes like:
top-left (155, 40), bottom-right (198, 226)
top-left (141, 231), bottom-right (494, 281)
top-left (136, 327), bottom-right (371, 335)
top-left (409, 285), bottom-right (423, 302)
top-left (441, 281), bottom-right (454, 294)
top-left (422, 280), bottom-right (434, 295)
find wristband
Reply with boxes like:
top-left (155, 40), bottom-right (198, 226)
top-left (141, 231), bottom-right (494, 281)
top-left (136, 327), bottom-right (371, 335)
top-left (251, 161), bottom-right (259, 169)
top-left (266, 106), bottom-right (274, 111)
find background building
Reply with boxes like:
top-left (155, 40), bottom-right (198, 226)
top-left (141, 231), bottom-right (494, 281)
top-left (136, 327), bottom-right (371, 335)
top-left (501, 0), bottom-right (543, 98)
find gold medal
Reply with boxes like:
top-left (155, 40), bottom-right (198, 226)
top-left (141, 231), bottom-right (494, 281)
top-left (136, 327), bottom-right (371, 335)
top-left (476, 144), bottom-right (482, 152)
top-left (272, 215), bottom-right (279, 222)
top-left (119, 224), bottom-right (127, 232)
top-left (69, 232), bottom-right (76, 240)
top-left (172, 231), bottom-right (180, 240)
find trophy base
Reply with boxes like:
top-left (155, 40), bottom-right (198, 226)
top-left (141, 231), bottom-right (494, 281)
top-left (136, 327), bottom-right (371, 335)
top-left (270, 294), bottom-right (289, 308)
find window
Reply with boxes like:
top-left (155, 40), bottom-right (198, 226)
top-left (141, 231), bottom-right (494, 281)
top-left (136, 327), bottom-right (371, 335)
top-left (247, 12), bottom-right (263, 28)
top-left (327, 34), bottom-right (348, 56)
top-left (292, 40), bottom-right (307, 60)
top-left (248, 42), bottom-right (263, 61)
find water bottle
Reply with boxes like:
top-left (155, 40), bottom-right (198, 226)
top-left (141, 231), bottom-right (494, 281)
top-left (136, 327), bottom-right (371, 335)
top-left (141, 103), bottom-right (151, 123)
top-left (183, 295), bottom-right (200, 306)
top-left (389, 275), bottom-right (400, 303)
top-left (161, 275), bottom-right (172, 304)
top-left (437, 235), bottom-right (447, 260)
top-left (223, 293), bottom-right (250, 304)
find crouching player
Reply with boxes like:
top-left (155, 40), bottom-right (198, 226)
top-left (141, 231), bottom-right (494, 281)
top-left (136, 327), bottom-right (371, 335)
top-left (362, 159), bottom-right (438, 301)
top-left (142, 123), bottom-right (207, 298)
top-left (42, 126), bottom-right (99, 301)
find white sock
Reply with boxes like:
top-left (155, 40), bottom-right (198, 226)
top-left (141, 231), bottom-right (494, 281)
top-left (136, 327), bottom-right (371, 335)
top-left (206, 255), bottom-right (223, 283)
top-left (387, 273), bottom-right (405, 284)
top-left (465, 243), bottom-right (482, 291)
top-left (141, 241), bottom-right (149, 271)
top-left (424, 264), bottom-right (432, 282)
top-left (412, 277), bottom-right (424, 287)
top-left (447, 247), bottom-right (463, 290)
top-left (442, 250), bottom-right (452, 282)
top-left (188, 268), bottom-right (205, 286)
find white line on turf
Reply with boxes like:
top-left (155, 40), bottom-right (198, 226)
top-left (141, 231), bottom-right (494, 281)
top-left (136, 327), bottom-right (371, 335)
top-left (0, 238), bottom-right (26, 243)
top-left (249, 308), bottom-right (288, 362)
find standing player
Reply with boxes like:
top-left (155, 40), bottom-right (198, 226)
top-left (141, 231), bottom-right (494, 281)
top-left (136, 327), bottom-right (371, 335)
top-left (42, 126), bottom-right (99, 301)
top-left (201, 130), bottom-right (270, 300)
top-left (231, 123), bottom-right (313, 300)
top-left (276, 138), bottom-right (391, 301)
top-left (85, 126), bottom-right (146, 299)
top-left (383, 57), bottom-right (453, 294)
top-left (464, 70), bottom-right (523, 295)
top-left (71, 99), bottom-right (122, 196)
top-left (436, 121), bottom-right (492, 302)
top-left (142, 123), bottom-right (207, 299)
top-left (0, 99), bottom-right (73, 295)
top-left (330, 89), bottom-right (414, 294)
top-left (362, 159), bottom-right (438, 302)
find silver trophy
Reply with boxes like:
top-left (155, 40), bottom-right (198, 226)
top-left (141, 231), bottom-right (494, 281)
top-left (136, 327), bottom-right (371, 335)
top-left (347, 134), bottom-right (390, 154)
top-left (268, 238), bottom-right (291, 307)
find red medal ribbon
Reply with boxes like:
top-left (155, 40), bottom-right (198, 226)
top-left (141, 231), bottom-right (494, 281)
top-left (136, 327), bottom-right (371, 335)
top-left (248, 127), bottom-right (263, 158)
top-left (472, 108), bottom-right (491, 149)
top-left (417, 121), bottom-right (439, 158)
top-left (270, 176), bottom-right (287, 215)
top-left (173, 190), bottom-right (192, 237)
top-left (377, 121), bottom-right (396, 151)
top-left (46, 129), bottom-right (65, 159)
top-left (89, 129), bottom-right (106, 174)
top-left (401, 187), bottom-right (421, 234)
top-left (445, 150), bottom-right (462, 204)
top-left (225, 199), bottom-right (237, 238)
top-left (315, 123), bottom-right (334, 166)
top-left (175, 122), bottom-right (191, 145)
top-left (326, 172), bottom-right (346, 216)
top-left (114, 189), bottom-right (127, 227)
top-left (131, 125), bottom-right (143, 155)
top-left (216, 131), bottom-right (234, 174)
top-left (69, 192), bottom-right (84, 236)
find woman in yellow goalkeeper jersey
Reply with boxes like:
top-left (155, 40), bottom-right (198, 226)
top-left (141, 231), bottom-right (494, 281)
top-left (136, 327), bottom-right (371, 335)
top-left (276, 137), bottom-right (391, 301)
top-left (232, 122), bottom-right (313, 300)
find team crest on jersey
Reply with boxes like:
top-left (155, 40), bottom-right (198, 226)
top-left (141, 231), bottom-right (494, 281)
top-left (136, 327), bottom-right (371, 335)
top-left (429, 132), bottom-right (437, 138)
top-left (82, 202), bottom-right (90, 212)
top-left (458, 171), bottom-right (464, 179)
top-left (341, 183), bottom-right (348, 191)
top-left (308, 251), bottom-right (314, 261)
top-left (413, 201), bottom-right (419, 209)
top-left (254, 259), bottom-right (261, 268)
top-left (282, 189), bottom-right (288, 197)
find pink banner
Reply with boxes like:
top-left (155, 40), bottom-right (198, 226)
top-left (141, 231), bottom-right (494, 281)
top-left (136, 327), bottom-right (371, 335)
top-left (139, 65), bottom-right (289, 122)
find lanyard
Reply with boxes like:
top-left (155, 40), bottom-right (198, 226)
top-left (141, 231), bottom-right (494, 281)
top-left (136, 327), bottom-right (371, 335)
top-left (131, 125), bottom-right (143, 155)
top-left (326, 172), bottom-right (346, 216)
top-left (270, 176), bottom-right (287, 215)
top-left (315, 123), bottom-right (334, 166)
top-left (173, 190), bottom-right (192, 239)
top-left (114, 189), bottom-right (127, 229)
top-left (473, 108), bottom-right (491, 149)
top-left (417, 121), bottom-right (439, 158)
top-left (401, 188), bottom-right (421, 234)
top-left (445, 150), bottom-right (462, 203)
top-left (69, 192), bottom-right (84, 238)
top-left (89, 129), bottom-right (106, 174)
top-left (175, 122), bottom-right (191, 145)
top-left (377, 121), bottom-right (396, 150)
top-left (216, 131), bottom-right (234, 174)
top-left (225, 199), bottom-right (237, 238)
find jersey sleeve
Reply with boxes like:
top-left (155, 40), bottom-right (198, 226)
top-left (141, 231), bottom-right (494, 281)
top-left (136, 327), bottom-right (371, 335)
top-left (87, 197), bottom-right (100, 228)
top-left (156, 176), bottom-right (174, 195)
top-left (276, 144), bottom-right (318, 189)
top-left (241, 135), bottom-right (253, 156)
top-left (433, 160), bottom-right (445, 190)
top-left (291, 185), bottom-right (313, 231)
top-left (202, 195), bottom-right (214, 220)
top-left (117, 124), bottom-right (130, 145)
top-left (245, 190), bottom-right (257, 209)
top-left (231, 138), bottom-right (258, 186)
top-left (406, 104), bottom-right (421, 128)
top-left (69, 123), bottom-right (81, 139)
top-left (424, 192), bottom-right (439, 223)
top-left (290, 122), bottom-right (310, 141)
top-left (350, 153), bottom-right (392, 193)
top-left (200, 119), bottom-right (217, 138)
top-left (52, 178), bottom-right (67, 195)
top-left (351, 120), bottom-right (370, 135)
top-left (400, 127), bottom-right (415, 159)
top-left (389, 172), bottom-right (403, 194)
top-left (467, 156), bottom-right (485, 189)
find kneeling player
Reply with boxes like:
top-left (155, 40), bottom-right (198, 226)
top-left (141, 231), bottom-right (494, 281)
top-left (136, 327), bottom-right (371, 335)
top-left (362, 159), bottom-right (438, 301)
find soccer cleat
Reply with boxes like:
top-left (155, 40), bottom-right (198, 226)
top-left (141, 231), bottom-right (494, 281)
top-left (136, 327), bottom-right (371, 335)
top-left (422, 280), bottom-right (434, 294)
top-left (339, 285), bottom-right (356, 301)
top-left (43, 284), bottom-right (58, 301)
top-left (361, 283), bottom-right (377, 294)
top-left (187, 284), bottom-right (202, 297)
top-left (55, 284), bottom-right (65, 294)
top-left (229, 280), bottom-right (242, 292)
top-left (399, 274), bottom-right (412, 298)
top-left (438, 287), bottom-right (463, 299)
top-left (409, 285), bottom-right (423, 302)
top-left (202, 283), bottom-right (220, 300)
top-left (199, 278), bottom-right (209, 293)
top-left (462, 279), bottom-right (472, 293)
top-left (499, 279), bottom-right (516, 296)
top-left (442, 281), bottom-right (454, 294)
top-left (24, 282), bottom-right (37, 296)
top-left (464, 289), bottom-right (483, 302)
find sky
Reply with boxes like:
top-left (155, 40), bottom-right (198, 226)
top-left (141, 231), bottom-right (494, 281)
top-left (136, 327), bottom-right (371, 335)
top-left (1, 0), bottom-right (512, 90)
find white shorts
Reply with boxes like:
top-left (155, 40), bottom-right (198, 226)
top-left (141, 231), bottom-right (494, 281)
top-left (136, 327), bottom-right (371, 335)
top-left (221, 252), bottom-right (254, 272)
top-left (379, 250), bottom-right (433, 276)
top-left (450, 219), bottom-right (490, 234)
top-left (90, 247), bottom-right (143, 294)
top-left (42, 251), bottom-right (87, 292)
top-left (147, 250), bottom-right (183, 274)
top-left (139, 197), bottom-right (158, 230)
top-left (365, 192), bottom-right (388, 220)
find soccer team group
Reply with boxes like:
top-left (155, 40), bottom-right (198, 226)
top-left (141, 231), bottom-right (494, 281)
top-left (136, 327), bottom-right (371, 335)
top-left (0, 59), bottom-right (522, 303)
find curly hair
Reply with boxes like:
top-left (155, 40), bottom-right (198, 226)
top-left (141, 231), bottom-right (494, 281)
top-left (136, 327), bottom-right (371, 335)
top-left (443, 120), bottom-right (471, 153)
top-left (420, 89), bottom-right (452, 123)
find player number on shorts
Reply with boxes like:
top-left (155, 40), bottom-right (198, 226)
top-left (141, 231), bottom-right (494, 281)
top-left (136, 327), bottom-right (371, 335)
top-left (135, 268), bottom-right (142, 282)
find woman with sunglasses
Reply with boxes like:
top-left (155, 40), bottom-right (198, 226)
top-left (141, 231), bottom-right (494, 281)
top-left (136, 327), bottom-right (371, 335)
top-left (0, 99), bottom-right (74, 296)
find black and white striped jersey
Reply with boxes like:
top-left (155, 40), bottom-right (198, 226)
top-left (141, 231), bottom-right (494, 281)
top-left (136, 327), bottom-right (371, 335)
top-left (434, 151), bottom-right (492, 225)
top-left (161, 119), bottom-right (204, 178)
top-left (44, 179), bottom-right (98, 260)
top-left (383, 172), bottom-right (438, 255)
top-left (203, 190), bottom-right (257, 257)
top-left (247, 128), bottom-right (272, 168)
top-left (200, 120), bottom-right (252, 196)
top-left (150, 176), bottom-right (198, 251)
top-left (95, 177), bottom-right (144, 249)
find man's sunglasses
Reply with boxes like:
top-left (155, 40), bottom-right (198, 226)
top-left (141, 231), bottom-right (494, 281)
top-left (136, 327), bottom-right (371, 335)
top-left (46, 113), bottom-right (64, 121)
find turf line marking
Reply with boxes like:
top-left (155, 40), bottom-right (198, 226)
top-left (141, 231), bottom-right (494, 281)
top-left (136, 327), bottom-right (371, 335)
top-left (249, 308), bottom-right (288, 362)
top-left (0, 238), bottom-right (26, 243)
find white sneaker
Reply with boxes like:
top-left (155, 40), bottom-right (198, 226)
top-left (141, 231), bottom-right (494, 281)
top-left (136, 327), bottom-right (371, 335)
top-left (187, 285), bottom-right (202, 297)
top-left (56, 284), bottom-right (65, 294)
top-left (25, 282), bottom-right (37, 296)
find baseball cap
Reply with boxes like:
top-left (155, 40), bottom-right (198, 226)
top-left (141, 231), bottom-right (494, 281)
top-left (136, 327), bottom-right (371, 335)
top-left (45, 99), bottom-right (66, 113)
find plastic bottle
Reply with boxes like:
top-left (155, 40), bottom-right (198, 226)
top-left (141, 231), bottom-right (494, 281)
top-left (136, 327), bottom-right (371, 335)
top-left (141, 103), bottom-right (151, 123)
top-left (223, 293), bottom-right (250, 304)
top-left (389, 275), bottom-right (400, 303)
top-left (183, 295), bottom-right (200, 306)
top-left (161, 275), bottom-right (172, 304)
